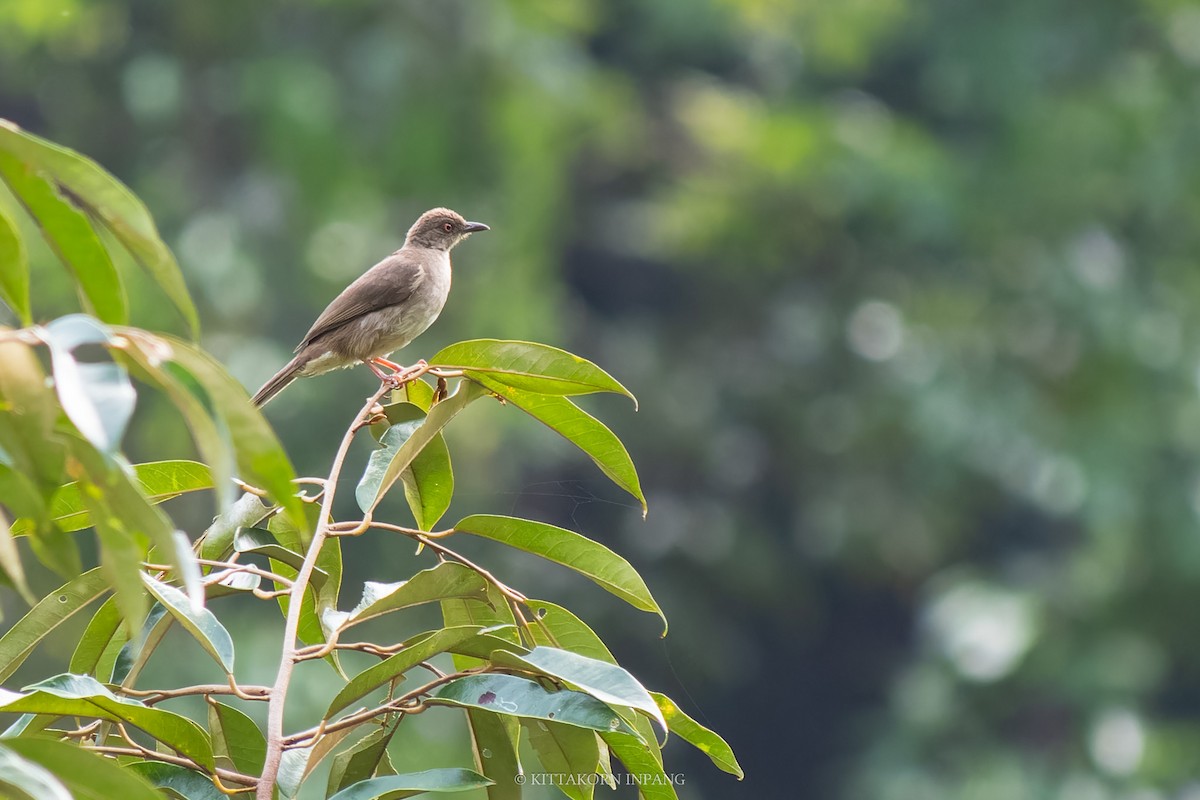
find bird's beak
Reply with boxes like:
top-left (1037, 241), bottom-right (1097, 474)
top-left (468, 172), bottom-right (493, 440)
top-left (463, 221), bottom-right (490, 233)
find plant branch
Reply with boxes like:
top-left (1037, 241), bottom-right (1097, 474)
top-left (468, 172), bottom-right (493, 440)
top-left (120, 683), bottom-right (271, 705)
top-left (256, 384), bottom-right (389, 800)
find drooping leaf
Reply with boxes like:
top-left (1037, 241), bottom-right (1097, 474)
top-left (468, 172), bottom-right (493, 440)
top-left (199, 491), bottom-right (272, 561)
top-left (125, 762), bottom-right (225, 800)
top-left (490, 646), bottom-right (664, 729)
top-left (141, 573), bottom-right (235, 674)
top-left (362, 379), bottom-right (485, 514)
top-left (0, 506), bottom-right (33, 605)
top-left (0, 673), bottom-right (215, 769)
top-left (111, 603), bottom-right (170, 686)
top-left (429, 674), bottom-right (637, 736)
top-left (0, 148), bottom-right (126, 325)
top-left (0, 742), bottom-right (71, 800)
top-left (13, 459), bottom-right (214, 537)
top-left (277, 725), bottom-right (359, 799)
top-left (468, 710), bottom-right (522, 800)
top-left (454, 515), bottom-right (666, 633)
top-left (0, 203), bottom-right (31, 325)
top-left (523, 719), bottom-right (600, 800)
top-left (326, 768), bottom-right (494, 800)
top-left (601, 732), bottom-right (679, 800)
top-left (1, 738), bottom-right (163, 800)
top-left (0, 332), bottom-right (66, 497)
top-left (42, 315), bottom-right (135, 454)
top-left (650, 692), bottom-right (743, 779)
top-left (233, 527), bottom-right (328, 589)
top-left (474, 378), bottom-right (644, 513)
top-left (358, 402), bottom-right (454, 530)
top-left (68, 594), bottom-right (122, 677)
top-left (430, 340), bottom-right (636, 405)
top-left (208, 701), bottom-right (267, 777)
top-left (0, 567), bottom-right (109, 682)
top-left (0, 119), bottom-right (199, 336)
top-left (441, 584), bottom-right (521, 671)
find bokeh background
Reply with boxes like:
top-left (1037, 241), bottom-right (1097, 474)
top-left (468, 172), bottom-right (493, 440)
top-left (6, 0), bottom-right (1200, 798)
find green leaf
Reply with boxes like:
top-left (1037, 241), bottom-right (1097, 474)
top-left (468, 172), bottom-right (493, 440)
top-left (358, 402), bottom-right (454, 530)
top-left (332, 562), bottom-right (488, 632)
top-left (474, 378), bottom-right (645, 513)
top-left (141, 573), bottom-right (235, 674)
top-left (454, 515), bottom-right (666, 633)
top-left (0, 333), bottom-right (66, 497)
top-left (157, 334), bottom-right (307, 535)
top-left (467, 710), bottom-right (522, 800)
top-left (326, 725), bottom-right (398, 795)
top-left (111, 603), bottom-right (170, 685)
top-left (363, 379), bottom-right (485, 514)
top-left (0, 119), bottom-right (200, 337)
top-left (0, 148), bottom-right (127, 325)
top-left (440, 585), bottom-right (521, 671)
top-left (327, 768), bottom-right (494, 800)
top-left (430, 674), bottom-right (637, 736)
top-left (199, 491), bottom-right (271, 561)
top-left (0, 203), bottom-right (30, 325)
top-left (68, 594), bottom-right (122, 676)
top-left (523, 719), bottom-right (600, 800)
top-left (42, 315), bottom-right (136, 454)
top-left (601, 732), bottom-right (679, 800)
top-left (234, 527), bottom-right (328, 589)
top-left (208, 701), bottom-right (267, 776)
top-left (0, 567), bottom-right (109, 682)
top-left (13, 459), bottom-right (214, 537)
top-left (125, 762), bottom-right (224, 800)
top-left (268, 505), bottom-right (343, 674)
top-left (0, 673), bottom-right (215, 769)
top-left (649, 692), bottom-right (743, 778)
top-left (430, 340), bottom-right (636, 405)
top-left (277, 726), bottom-right (359, 799)
top-left (491, 646), bottom-right (664, 729)
top-left (0, 741), bottom-right (71, 800)
top-left (0, 738), bottom-right (163, 800)
top-left (0, 507), bottom-right (33, 605)
top-left (326, 626), bottom-right (489, 718)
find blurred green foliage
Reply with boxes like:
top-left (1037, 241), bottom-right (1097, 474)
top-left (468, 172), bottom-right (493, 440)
top-left (5, 0), bottom-right (1200, 797)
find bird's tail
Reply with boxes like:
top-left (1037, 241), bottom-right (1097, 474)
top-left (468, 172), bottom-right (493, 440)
top-left (252, 357), bottom-right (303, 407)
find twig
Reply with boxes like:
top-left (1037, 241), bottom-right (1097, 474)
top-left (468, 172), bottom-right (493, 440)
top-left (83, 745), bottom-right (258, 790)
top-left (121, 683), bottom-right (271, 705)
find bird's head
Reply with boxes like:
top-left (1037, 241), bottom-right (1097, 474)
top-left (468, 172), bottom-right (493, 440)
top-left (405, 208), bottom-right (489, 251)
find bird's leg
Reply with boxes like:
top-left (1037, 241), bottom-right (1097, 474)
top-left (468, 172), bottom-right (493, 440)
top-left (366, 358), bottom-right (429, 389)
top-left (372, 356), bottom-right (405, 372)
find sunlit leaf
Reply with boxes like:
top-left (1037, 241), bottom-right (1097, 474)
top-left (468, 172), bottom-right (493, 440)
top-left (141, 573), bottom-right (234, 674)
top-left (430, 340), bottom-right (635, 405)
top-left (42, 315), bottom-right (135, 454)
top-left (326, 768), bottom-right (493, 799)
top-left (454, 515), bottom-right (666, 633)
top-left (601, 732), bottom-right (678, 800)
top-left (357, 402), bottom-right (454, 530)
top-left (650, 692), bottom-right (743, 779)
top-left (430, 674), bottom-right (637, 736)
top-left (0, 567), bottom-right (109, 682)
top-left (468, 710), bottom-right (522, 800)
top-left (335, 562), bottom-right (488, 631)
top-left (523, 719), bottom-right (599, 800)
top-left (0, 203), bottom-right (30, 325)
top-left (208, 701), bottom-right (267, 777)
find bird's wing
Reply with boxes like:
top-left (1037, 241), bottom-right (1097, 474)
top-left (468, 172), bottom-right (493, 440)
top-left (296, 251), bottom-right (425, 351)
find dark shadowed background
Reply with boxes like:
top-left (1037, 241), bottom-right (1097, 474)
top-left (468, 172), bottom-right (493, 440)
top-left (5, 0), bottom-right (1200, 798)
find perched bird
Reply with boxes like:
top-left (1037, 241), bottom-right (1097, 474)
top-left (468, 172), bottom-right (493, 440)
top-left (251, 207), bottom-right (488, 406)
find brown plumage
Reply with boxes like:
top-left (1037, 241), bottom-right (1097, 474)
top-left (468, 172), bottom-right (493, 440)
top-left (251, 208), bottom-right (488, 406)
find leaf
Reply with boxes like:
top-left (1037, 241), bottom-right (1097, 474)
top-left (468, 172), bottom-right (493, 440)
top-left (363, 379), bottom-right (485, 514)
top-left (440, 584), bottom-right (521, 671)
top-left (199, 491), bottom-right (271, 561)
top-left (465, 709), bottom-right (522, 800)
top-left (141, 573), bottom-right (235, 674)
top-left (0, 203), bottom-right (30, 325)
top-left (326, 725), bottom-right (398, 795)
top-left (491, 646), bottom-right (664, 729)
top-left (454, 515), bottom-right (666, 633)
top-left (42, 314), bottom-right (136, 454)
top-left (111, 603), bottom-right (170, 685)
top-left (277, 726), bottom-right (359, 799)
top-left (358, 402), bottom-right (454, 530)
top-left (0, 742), bottom-right (71, 800)
top-left (268, 505), bottom-right (343, 674)
top-left (13, 459), bottom-right (215, 537)
top-left (474, 377), bottom-right (645, 513)
top-left (0, 507), bottom-right (33, 604)
top-left (649, 692), bottom-right (743, 779)
top-left (0, 119), bottom-right (200, 336)
top-left (0, 567), bottom-right (109, 682)
top-left (0, 738), bottom-right (163, 800)
top-left (0, 332), bottom-right (66, 497)
top-left (326, 768), bottom-right (494, 800)
top-left (125, 762), bottom-right (225, 800)
top-left (208, 701), bottom-right (267, 776)
top-left (68, 594), bottom-right (122, 676)
top-left (0, 148), bottom-right (127, 325)
top-left (430, 340), bottom-right (636, 405)
top-left (157, 334), bottom-right (306, 536)
top-left (334, 562), bottom-right (488, 630)
top-left (430, 674), bottom-right (637, 736)
top-left (601, 733), bottom-right (679, 800)
top-left (0, 673), bottom-right (215, 769)
top-left (233, 527), bottom-right (328, 589)
top-left (523, 719), bottom-right (599, 800)
top-left (326, 626), bottom-right (489, 718)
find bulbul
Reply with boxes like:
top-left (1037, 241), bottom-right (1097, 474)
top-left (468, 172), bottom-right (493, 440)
top-left (251, 207), bottom-right (488, 406)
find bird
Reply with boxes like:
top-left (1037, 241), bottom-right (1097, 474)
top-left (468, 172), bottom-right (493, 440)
top-left (251, 207), bottom-right (488, 406)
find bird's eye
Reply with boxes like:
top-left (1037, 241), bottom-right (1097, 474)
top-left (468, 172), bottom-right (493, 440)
top-left (442, 222), bottom-right (454, 233)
